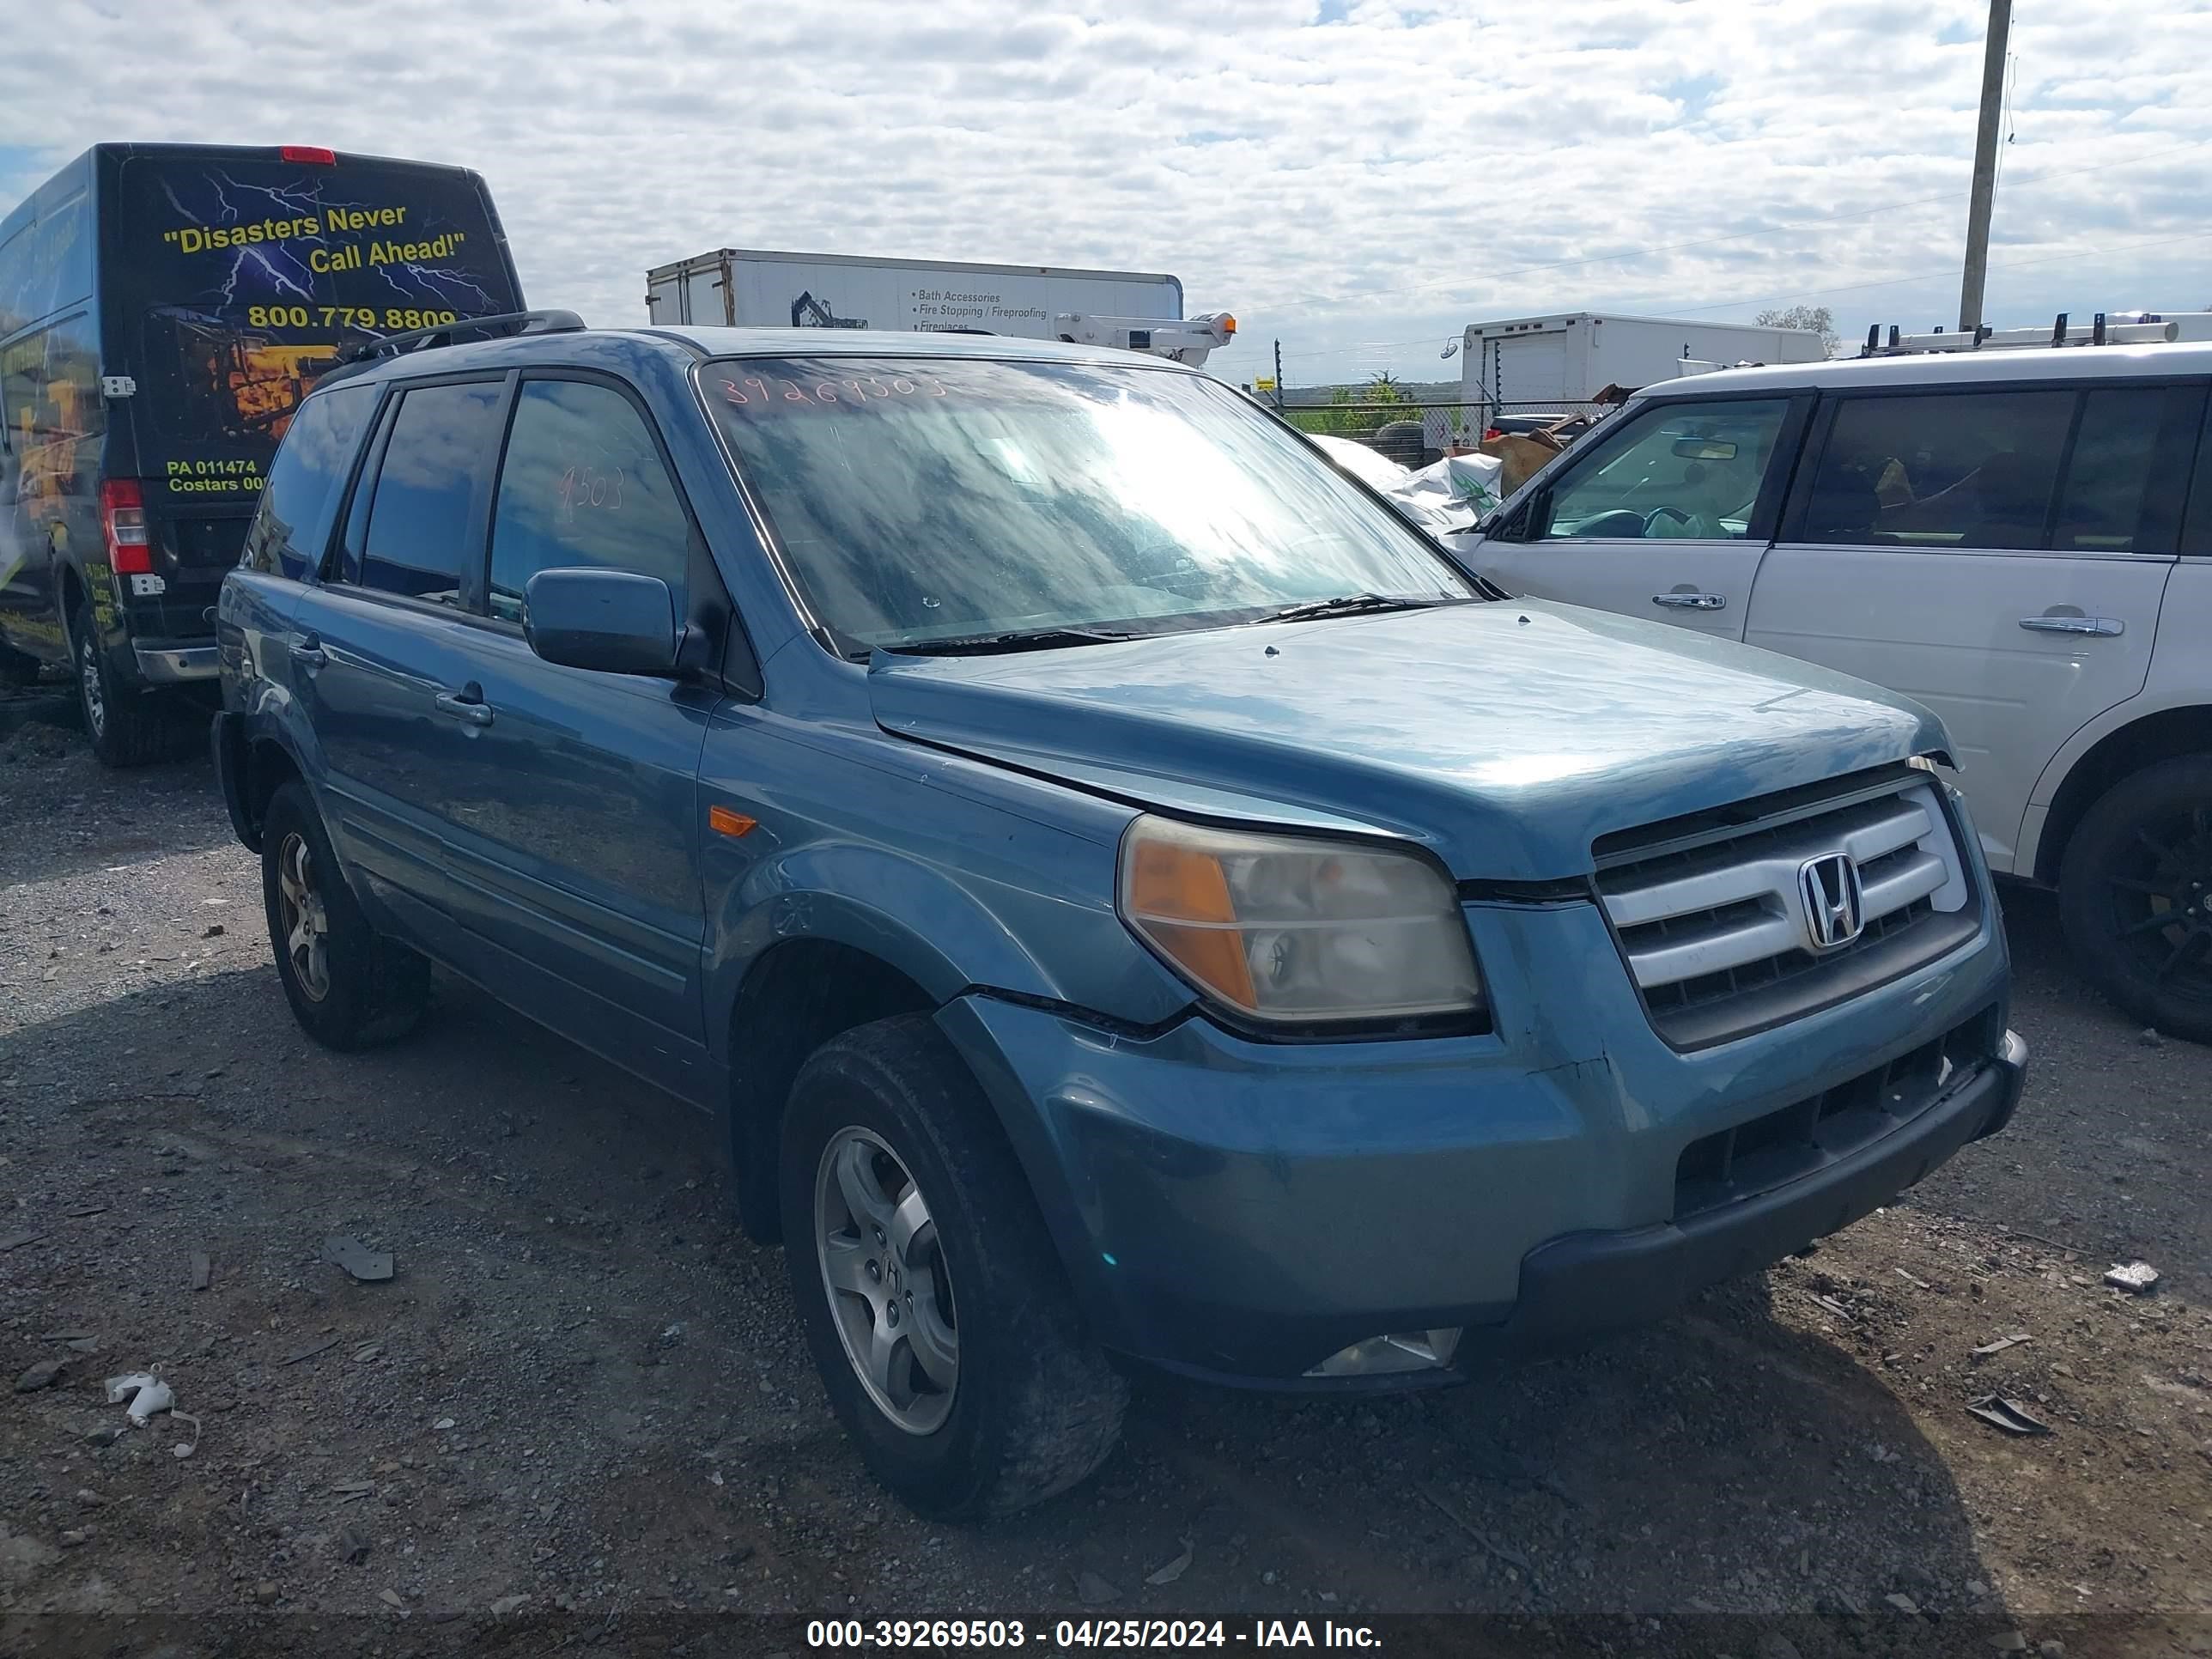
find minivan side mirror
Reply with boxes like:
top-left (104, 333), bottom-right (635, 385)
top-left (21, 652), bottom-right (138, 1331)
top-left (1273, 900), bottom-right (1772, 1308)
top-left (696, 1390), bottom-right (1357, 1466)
top-left (523, 568), bottom-right (679, 677)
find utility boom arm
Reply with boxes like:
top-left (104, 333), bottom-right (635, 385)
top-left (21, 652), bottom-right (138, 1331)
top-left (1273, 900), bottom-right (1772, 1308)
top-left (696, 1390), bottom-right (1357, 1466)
top-left (1054, 311), bottom-right (1237, 367)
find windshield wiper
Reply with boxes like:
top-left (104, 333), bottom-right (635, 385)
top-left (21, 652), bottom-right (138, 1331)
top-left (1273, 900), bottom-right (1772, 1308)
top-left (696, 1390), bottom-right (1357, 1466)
top-left (880, 625), bottom-right (1144, 656)
top-left (1249, 592), bottom-right (1440, 626)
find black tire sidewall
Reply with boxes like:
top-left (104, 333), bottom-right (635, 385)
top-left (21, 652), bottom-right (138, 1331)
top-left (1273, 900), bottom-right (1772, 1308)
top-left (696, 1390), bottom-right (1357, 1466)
top-left (261, 781), bottom-right (383, 1048)
top-left (2058, 755), bottom-right (2212, 1041)
top-left (69, 599), bottom-right (109, 750)
top-left (780, 1031), bottom-right (1039, 1518)
top-left (68, 596), bottom-right (168, 767)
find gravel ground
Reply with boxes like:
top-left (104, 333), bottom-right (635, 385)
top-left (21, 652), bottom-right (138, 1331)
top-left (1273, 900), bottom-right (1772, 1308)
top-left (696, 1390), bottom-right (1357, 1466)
top-left (2, 683), bottom-right (2209, 1658)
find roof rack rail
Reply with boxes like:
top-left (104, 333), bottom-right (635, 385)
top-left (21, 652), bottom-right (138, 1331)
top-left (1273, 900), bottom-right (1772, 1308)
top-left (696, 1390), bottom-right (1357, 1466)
top-left (340, 308), bottom-right (586, 365)
top-left (1858, 309), bottom-right (2181, 358)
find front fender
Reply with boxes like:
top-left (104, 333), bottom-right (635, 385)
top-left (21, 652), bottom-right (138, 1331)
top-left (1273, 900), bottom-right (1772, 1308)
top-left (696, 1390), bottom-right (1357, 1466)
top-left (703, 840), bottom-right (1190, 1060)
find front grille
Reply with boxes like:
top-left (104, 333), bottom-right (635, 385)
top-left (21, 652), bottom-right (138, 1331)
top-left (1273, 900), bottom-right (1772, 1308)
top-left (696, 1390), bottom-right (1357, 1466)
top-left (1674, 1007), bottom-right (2000, 1220)
top-left (1596, 768), bottom-right (1978, 1049)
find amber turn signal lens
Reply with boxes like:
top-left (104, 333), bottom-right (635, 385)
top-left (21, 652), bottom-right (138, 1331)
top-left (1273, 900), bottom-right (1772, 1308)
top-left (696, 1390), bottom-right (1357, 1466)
top-left (1123, 836), bottom-right (1258, 1011)
top-left (708, 805), bottom-right (757, 838)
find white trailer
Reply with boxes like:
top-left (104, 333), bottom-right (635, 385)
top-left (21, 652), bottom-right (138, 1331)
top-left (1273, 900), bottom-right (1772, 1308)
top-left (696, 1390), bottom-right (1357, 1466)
top-left (645, 248), bottom-right (1185, 342)
top-left (1458, 313), bottom-right (1826, 417)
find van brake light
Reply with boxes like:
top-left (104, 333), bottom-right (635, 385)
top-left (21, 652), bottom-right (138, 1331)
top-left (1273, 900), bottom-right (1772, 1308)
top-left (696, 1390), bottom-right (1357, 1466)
top-left (101, 479), bottom-right (153, 575)
top-left (280, 145), bottom-right (337, 165)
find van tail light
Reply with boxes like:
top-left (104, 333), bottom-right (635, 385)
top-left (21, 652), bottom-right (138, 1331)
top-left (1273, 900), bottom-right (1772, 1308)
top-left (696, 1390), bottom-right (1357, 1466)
top-left (280, 145), bottom-right (337, 165)
top-left (101, 479), bottom-right (153, 574)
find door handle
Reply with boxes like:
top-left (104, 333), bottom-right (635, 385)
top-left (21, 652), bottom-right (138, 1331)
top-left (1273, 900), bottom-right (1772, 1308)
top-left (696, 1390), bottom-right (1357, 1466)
top-left (2019, 615), bottom-right (2123, 636)
top-left (291, 634), bottom-right (327, 671)
top-left (434, 686), bottom-right (495, 726)
top-left (1652, 592), bottom-right (1726, 611)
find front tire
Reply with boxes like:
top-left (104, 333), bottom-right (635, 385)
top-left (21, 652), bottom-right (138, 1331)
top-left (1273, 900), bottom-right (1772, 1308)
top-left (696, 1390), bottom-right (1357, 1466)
top-left (780, 1014), bottom-right (1127, 1518)
top-left (260, 781), bottom-right (430, 1050)
top-left (2058, 756), bottom-right (2212, 1043)
top-left (69, 597), bottom-right (171, 767)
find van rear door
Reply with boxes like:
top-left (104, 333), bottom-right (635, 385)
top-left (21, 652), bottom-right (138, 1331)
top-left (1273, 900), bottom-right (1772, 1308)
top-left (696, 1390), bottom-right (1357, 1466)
top-left (104, 149), bottom-right (524, 641)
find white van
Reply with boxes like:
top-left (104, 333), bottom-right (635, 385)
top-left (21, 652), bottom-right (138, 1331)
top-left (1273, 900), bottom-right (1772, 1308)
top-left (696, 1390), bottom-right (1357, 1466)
top-left (1452, 343), bottom-right (2212, 1041)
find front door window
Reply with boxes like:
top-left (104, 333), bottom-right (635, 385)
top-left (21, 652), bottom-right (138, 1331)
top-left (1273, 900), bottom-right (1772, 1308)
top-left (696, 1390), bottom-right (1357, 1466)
top-left (1537, 398), bottom-right (1792, 543)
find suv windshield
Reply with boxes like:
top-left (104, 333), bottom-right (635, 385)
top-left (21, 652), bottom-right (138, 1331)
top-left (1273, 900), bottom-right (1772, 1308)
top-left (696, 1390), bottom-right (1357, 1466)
top-left (703, 356), bottom-right (1474, 650)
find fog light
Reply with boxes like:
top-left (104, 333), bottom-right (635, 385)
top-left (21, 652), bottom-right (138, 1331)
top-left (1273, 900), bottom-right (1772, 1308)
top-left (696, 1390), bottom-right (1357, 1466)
top-left (1304, 1328), bottom-right (1462, 1378)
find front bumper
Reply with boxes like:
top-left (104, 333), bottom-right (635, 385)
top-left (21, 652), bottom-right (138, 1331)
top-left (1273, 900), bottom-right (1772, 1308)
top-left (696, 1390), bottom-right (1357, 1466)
top-left (1503, 1027), bottom-right (2024, 1354)
top-left (940, 893), bottom-right (2020, 1389)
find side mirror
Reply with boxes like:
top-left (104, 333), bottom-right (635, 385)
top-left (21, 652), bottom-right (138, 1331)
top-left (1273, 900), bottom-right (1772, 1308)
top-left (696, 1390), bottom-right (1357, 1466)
top-left (523, 568), bottom-right (678, 676)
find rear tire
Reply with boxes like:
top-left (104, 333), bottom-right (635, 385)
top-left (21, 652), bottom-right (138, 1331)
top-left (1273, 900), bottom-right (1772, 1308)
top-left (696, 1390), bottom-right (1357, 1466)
top-left (780, 1013), bottom-right (1127, 1518)
top-left (2058, 756), bottom-right (2212, 1044)
top-left (260, 781), bottom-right (430, 1050)
top-left (69, 596), bottom-right (171, 767)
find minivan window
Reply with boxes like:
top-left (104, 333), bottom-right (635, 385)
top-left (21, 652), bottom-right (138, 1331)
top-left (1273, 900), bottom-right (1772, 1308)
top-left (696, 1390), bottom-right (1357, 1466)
top-left (488, 380), bottom-right (690, 624)
top-left (1802, 389), bottom-right (2075, 549)
top-left (1535, 398), bottom-right (1790, 542)
top-left (704, 356), bottom-right (1472, 650)
top-left (2050, 387), bottom-right (2172, 553)
top-left (241, 383), bottom-right (376, 580)
top-left (357, 381), bottom-right (504, 606)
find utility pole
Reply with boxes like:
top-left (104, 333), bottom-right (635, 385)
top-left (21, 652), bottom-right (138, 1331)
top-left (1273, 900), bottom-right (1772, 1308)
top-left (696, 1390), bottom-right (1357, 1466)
top-left (1273, 339), bottom-right (1285, 411)
top-left (1957, 0), bottom-right (2012, 335)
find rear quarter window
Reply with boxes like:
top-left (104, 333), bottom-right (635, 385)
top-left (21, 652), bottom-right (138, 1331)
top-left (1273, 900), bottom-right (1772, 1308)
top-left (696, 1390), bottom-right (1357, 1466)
top-left (241, 383), bottom-right (378, 580)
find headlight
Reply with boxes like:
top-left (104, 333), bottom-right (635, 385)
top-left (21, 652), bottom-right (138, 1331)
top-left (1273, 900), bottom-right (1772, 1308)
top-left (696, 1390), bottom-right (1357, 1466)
top-left (1117, 816), bottom-right (1484, 1024)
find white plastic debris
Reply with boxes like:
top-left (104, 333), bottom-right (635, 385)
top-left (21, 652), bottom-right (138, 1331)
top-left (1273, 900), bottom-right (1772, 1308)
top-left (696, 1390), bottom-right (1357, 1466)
top-left (2105, 1261), bottom-right (2160, 1294)
top-left (103, 1372), bottom-right (173, 1425)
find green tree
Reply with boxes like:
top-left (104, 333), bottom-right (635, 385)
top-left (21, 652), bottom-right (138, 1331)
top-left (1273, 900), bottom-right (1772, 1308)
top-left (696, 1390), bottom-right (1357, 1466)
top-left (1756, 305), bottom-right (1838, 358)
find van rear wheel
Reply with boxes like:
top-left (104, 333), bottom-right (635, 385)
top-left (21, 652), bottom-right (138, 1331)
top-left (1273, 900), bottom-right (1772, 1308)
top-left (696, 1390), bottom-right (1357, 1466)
top-left (2058, 756), bottom-right (2212, 1044)
top-left (69, 597), bottom-right (172, 768)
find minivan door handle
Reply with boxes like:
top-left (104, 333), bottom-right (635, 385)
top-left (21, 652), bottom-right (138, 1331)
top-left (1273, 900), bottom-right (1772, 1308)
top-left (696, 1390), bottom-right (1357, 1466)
top-left (434, 684), bottom-right (495, 726)
top-left (1652, 592), bottom-right (1726, 611)
top-left (2019, 615), bottom-right (2124, 636)
top-left (291, 634), bottom-right (328, 671)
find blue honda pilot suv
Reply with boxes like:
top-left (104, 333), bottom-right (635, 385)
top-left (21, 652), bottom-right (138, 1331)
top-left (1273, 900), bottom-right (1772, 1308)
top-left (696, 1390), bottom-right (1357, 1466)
top-left (214, 313), bottom-right (2027, 1517)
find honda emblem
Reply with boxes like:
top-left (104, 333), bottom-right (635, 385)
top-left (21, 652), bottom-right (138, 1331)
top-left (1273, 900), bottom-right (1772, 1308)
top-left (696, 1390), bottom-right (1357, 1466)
top-left (1799, 854), bottom-right (1865, 950)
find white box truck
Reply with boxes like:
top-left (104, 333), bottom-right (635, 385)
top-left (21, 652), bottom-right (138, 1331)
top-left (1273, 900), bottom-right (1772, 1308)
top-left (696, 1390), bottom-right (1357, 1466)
top-left (645, 248), bottom-right (1185, 341)
top-left (1458, 313), bottom-right (1826, 418)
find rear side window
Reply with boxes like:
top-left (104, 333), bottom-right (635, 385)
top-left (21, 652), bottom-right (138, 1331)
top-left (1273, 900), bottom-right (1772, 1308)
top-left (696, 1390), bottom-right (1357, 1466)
top-left (1798, 388), bottom-right (2167, 551)
top-left (486, 380), bottom-right (690, 624)
top-left (241, 384), bottom-right (376, 580)
top-left (2050, 388), bottom-right (2176, 552)
top-left (357, 381), bottom-right (504, 605)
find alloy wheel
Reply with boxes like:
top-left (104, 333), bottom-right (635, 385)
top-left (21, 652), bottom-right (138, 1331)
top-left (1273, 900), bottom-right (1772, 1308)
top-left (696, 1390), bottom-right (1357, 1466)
top-left (276, 832), bottom-right (331, 1002)
top-left (76, 628), bottom-right (105, 738)
top-left (2102, 804), bottom-right (2212, 1006)
top-left (813, 1127), bottom-right (959, 1435)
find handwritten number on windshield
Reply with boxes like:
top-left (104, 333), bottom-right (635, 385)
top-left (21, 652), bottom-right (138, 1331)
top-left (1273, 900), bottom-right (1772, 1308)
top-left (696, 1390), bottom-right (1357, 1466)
top-left (718, 374), bottom-right (947, 409)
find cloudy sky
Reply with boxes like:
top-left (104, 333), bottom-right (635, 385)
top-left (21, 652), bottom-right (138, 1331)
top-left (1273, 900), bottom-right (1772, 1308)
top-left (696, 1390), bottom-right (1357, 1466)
top-left (5, 0), bottom-right (2209, 386)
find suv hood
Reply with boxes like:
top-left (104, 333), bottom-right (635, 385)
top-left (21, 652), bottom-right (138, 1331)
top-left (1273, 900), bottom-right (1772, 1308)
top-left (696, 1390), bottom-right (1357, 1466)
top-left (868, 602), bottom-right (1948, 882)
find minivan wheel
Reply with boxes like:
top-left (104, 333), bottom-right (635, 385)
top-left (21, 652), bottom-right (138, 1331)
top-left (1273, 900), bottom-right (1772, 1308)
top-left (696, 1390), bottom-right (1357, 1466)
top-left (2059, 756), bottom-right (2212, 1044)
top-left (779, 1014), bottom-right (1127, 1518)
top-left (259, 781), bottom-right (430, 1050)
top-left (68, 597), bottom-right (170, 767)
